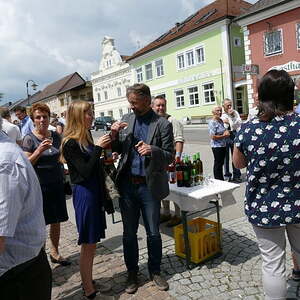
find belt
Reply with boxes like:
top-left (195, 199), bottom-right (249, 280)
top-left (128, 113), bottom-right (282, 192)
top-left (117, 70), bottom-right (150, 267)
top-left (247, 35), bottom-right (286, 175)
top-left (130, 175), bottom-right (146, 184)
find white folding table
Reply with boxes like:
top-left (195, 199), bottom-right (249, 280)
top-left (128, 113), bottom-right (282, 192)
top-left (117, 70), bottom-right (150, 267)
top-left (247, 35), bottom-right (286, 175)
top-left (165, 179), bottom-right (239, 268)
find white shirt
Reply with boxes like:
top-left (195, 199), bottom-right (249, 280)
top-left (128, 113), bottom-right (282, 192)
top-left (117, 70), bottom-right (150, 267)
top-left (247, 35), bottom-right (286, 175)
top-left (2, 119), bottom-right (22, 143)
top-left (221, 110), bottom-right (242, 131)
top-left (0, 132), bottom-right (46, 276)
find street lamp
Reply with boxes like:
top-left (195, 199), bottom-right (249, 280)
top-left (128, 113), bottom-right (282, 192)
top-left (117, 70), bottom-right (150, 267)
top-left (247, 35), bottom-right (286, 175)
top-left (26, 80), bottom-right (38, 106)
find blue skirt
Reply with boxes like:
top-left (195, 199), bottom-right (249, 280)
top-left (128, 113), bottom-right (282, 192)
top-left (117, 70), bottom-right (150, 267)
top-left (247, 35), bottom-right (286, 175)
top-left (73, 178), bottom-right (106, 245)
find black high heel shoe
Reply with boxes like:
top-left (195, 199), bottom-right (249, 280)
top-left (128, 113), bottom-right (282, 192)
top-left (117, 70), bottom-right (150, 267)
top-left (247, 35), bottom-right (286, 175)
top-left (49, 254), bottom-right (71, 266)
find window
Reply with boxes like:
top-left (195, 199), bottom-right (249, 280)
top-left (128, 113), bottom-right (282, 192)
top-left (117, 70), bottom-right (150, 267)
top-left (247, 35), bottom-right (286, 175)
top-left (108, 110), bottom-right (113, 117)
top-left (264, 30), bottom-right (282, 56)
top-left (104, 91), bottom-right (108, 100)
top-left (175, 90), bottom-right (185, 108)
top-left (117, 87), bottom-right (121, 97)
top-left (177, 53), bottom-right (185, 69)
top-left (100, 112), bottom-right (105, 117)
top-left (60, 99), bottom-right (64, 106)
top-left (203, 83), bottom-right (215, 104)
top-left (145, 63), bottom-right (153, 80)
top-left (127, 108), bottom-right (131, 113)
top-left (97, 93), bottom-right (101, 102)
top-left (186, 51), bottom-right (194, 67)
top-left (196, 47), bottom-right (205, 64)
top-left (297, 23), bottom-right (300, 49)
top-left (119, 108), bottom-right (123, 118)
top-left (233, 37), bottom-right (242, 47)
top-left (136, 67), bottom-right (143, 82)
top-left (188, 86), bottom-right (199, 106)
top-left (155, 59), bottom-right (164, 77)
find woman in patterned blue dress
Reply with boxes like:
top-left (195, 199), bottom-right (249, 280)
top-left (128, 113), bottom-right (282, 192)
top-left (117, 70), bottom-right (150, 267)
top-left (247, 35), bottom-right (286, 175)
top-left (233, 70), bottom-right (300, 300)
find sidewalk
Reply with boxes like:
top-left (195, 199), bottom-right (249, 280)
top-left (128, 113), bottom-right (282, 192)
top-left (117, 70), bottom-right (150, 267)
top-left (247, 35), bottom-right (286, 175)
top-left (48, 217), bottom-right (299, 299)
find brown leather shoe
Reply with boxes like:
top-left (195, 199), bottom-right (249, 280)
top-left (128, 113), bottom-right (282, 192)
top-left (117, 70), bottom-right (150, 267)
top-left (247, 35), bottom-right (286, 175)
top-left (125, 271), bottom-right (138, 294)
top-left (150, 273), bottom-right (169, 291)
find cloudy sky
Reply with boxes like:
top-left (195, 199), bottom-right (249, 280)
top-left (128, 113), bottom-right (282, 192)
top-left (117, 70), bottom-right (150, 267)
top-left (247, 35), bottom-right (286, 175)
top-left (0, 0), bottom-right (257, 103)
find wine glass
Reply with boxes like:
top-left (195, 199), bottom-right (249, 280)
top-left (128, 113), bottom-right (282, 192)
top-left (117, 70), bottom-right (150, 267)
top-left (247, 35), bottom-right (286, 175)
top-left (43, 137), bottom-right (53, 153)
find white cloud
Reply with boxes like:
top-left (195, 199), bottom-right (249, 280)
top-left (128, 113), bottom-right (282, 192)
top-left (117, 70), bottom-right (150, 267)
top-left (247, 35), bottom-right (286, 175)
top-left (0, 0), bottom-right (258, 102)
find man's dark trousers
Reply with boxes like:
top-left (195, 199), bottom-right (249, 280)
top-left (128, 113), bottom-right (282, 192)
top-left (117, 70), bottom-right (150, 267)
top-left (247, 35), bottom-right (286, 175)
top-left (224, 131), bottom-right (241, 180)
top-left (119, 179), bottom-right (162, 274)
top-left (0, 248), bottom-right (52, 300)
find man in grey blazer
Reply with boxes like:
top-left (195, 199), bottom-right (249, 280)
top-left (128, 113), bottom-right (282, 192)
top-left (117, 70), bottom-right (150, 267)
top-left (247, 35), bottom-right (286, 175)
top-left (111, 83), bottom-right (174, 294)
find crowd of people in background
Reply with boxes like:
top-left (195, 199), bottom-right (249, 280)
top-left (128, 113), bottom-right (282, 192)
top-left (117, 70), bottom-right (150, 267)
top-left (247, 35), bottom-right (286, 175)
top-left (0, 70), bottom-right (300, 300)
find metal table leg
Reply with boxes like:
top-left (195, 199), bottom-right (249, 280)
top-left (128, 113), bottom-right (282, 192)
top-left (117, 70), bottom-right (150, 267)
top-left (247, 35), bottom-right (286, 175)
top-left (209, 198), bottom-right (222, 251)
top-left (181, 210), bottom-right (191, 269)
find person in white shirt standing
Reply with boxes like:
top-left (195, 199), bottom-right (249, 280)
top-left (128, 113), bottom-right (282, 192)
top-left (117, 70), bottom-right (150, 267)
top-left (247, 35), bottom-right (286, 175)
top-left (0, 108), bottom-right (22, 145)
top-left (0, 115), bottom-right (52, 300)
top-left (221, 98), bottom-right (242, 183)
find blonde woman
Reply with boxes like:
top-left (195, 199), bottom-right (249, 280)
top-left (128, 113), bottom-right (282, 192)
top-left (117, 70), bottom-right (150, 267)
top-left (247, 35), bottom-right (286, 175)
top-left (61, 101), bottom-right (111, 299)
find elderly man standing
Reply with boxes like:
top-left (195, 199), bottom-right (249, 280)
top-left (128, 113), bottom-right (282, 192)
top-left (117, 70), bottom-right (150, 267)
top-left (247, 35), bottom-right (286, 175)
top-left (14, 105), bottom-right (34, 138)
top-left (111, 84), bottom-right (174, 294)
top-left (152, 95), bottom-right (184, 227)
top-left (221, 98), bottom-right (242, 183)
top-left (0, 115), bottom-right (52, 299)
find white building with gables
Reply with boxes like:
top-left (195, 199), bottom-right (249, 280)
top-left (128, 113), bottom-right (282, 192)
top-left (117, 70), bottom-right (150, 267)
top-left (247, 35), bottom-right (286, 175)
top-left (91, 36), bottom-right (134, 120)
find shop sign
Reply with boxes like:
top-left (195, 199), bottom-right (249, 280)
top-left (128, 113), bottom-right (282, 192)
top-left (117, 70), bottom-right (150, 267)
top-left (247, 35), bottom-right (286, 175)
top-left (269, 61), bottom-right (300, 72)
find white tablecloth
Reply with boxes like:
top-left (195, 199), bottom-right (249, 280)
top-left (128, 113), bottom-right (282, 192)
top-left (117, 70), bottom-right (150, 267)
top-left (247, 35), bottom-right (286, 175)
top-left (165, 179), bottom-right (239, 212)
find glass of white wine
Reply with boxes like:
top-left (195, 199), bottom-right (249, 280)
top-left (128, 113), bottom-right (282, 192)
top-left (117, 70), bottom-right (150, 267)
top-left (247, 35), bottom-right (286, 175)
top-left (43, 136), bottom-right (53, 153)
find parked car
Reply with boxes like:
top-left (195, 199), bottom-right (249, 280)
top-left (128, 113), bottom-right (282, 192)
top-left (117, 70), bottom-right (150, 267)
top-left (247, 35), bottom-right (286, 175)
top-left (94, 116), bottom-right (115, 131)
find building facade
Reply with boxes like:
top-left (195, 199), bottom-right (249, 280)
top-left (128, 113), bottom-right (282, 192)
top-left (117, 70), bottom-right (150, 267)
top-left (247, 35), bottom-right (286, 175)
top-left (235, 0), bottom-right (300, 108)
top-left (127, 0), bottom-right (252, 122)
top-left (91, 36), bottom-right (134, 120)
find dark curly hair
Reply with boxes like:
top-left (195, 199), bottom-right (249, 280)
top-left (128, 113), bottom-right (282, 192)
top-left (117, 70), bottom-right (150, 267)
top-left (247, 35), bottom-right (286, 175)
top-left (258, 69), bottom-right (294, 121)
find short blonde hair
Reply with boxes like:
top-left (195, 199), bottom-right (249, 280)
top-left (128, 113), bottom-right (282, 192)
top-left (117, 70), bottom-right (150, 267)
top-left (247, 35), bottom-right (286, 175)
top-left (60, 101), bottom-right (93, 162)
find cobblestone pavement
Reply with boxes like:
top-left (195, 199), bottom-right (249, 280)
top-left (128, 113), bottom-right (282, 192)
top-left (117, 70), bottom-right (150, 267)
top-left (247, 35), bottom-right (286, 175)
top-left (47, 217), bottom-right (300, 300)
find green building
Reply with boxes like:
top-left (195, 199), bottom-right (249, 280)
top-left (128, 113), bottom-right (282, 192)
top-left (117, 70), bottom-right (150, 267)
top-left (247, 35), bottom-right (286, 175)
top-left (127, 0), bottom-right (252, 122)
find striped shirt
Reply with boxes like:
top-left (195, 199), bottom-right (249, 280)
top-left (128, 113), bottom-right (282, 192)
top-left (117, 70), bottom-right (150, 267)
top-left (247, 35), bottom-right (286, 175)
top-left (0, 131), bottom-right (46, 277)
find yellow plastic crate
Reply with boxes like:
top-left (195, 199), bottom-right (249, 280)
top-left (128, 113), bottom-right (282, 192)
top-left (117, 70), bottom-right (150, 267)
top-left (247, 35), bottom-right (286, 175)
top-left (174, 217), bottom-right (221, 264)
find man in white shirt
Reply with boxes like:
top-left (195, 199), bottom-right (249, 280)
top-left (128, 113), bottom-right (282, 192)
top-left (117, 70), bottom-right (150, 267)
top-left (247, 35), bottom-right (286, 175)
top-left (247, 93), bottom-right (259, 121)
top-left (0, 108), bottom-right (22, 145)
top-left (221, 98), bottom-right (242, 183)
top-left (0, 115), bottom-right (52, 300)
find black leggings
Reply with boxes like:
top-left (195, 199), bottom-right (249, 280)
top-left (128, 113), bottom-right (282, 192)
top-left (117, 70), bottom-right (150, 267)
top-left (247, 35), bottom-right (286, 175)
top-left (212, 147), bottom-right (227, 180)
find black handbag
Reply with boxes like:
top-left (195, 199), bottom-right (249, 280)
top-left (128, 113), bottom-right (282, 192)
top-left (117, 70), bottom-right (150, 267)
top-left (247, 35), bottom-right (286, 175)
top-left (64, 181), bottom-right (72, 196)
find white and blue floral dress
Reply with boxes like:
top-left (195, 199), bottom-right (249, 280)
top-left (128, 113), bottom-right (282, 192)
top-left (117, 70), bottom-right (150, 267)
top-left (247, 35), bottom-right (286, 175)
top-left (235, 113), bottom-right (300, 227)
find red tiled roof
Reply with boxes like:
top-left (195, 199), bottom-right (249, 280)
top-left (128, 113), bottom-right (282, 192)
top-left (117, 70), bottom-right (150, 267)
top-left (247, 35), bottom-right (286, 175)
top-left (36, 72), bottom-right (85, 102)
top-left (127, 0), bottom-right (252, 61)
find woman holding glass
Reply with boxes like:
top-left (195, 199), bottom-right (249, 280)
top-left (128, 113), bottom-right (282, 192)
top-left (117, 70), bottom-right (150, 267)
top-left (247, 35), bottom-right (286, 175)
top-left (233, 70), bottom-right (300, 299)
top-left (61, 100), bottom-right (112, 299)
top-left (22, 103), bottom-right (70, 266)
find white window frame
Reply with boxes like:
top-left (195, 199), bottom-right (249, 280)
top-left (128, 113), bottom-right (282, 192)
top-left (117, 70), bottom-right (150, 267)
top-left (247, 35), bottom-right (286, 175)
top-left (145, 63), bottom-right (153, 81)
top-left (136, 67), bottom-right (143, 83)
top-left (264, 29), bottom-right (283, 57)
top-left (177, 53), bottom-right (185, 70)
top-left (186, 50), bottom-right (195, 67)
top-left (174, 89), bottom-right (185, 108)
top-left (155, 58), bottom-right (164, 77)
top-left (297, 23), bottom-right (300, 50)
top-left (202, 82), bottom-right (215, 105)
top-left (117, 87), bottom-right (121, 97)
top-left (195, 46), bottom-right (205, 64)
top-left (188, 86), bottom-right (200, 107)
top-left (104, 91), bottom-right (108, 100)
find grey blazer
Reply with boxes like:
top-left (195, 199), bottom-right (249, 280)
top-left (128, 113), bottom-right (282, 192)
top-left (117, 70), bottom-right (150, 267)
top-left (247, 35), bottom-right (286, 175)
top-left (113, 111), bottom-right (174, 201)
